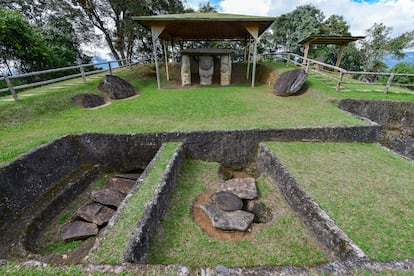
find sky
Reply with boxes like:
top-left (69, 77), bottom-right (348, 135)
top-left (185, 0), bottom-right (414, 37)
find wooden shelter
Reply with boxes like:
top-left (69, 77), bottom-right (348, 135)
top-left (299, 35), bottom-right (365, 67)
top-left (133, 13), bottom-right (275, 88)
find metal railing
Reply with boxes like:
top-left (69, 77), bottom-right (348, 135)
top-left (0, 59), bottom-right (134, 100)
top-left (269, 52), bottom-right (414, 94)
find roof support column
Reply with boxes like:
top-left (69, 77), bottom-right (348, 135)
top-left (163, 40), bottom-right (170, 81)
top-left (243, 23), bottom-right (259, 88)
top-left (303, 42), bottom-right (310, 64)
top-left (151, 24), bottom-right (166, 89)
top-left (335, 44), bottom-right (346, 68)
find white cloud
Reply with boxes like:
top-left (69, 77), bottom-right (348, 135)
top-left (219, 0), bottom-right (414, 37)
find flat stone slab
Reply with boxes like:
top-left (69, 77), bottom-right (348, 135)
top-left (91, 189), bottom-right (125, 207)
top-left (115, 173), bottom-right (141, 180)
top-left (105, 177), bottom-right (136, 194)
top-left (210, 191), bottom-right (243, 211)
top-left (221, 177), bottom-right (257, 199)
top-left (76, 203), bottom-right (115, 226)
top-left (200, 204), bottom-right (254, 231)
top-left (62, 221), bottom-right (98, 241)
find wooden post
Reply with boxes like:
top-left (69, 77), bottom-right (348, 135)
top-left (384, 73), bottom-right (394, 94)
top-left (303, 42), bottom-right (310, 65)
top-left (246, 39), bottom-right (251, 80)
top-left (305, 60), bottom-right (310, 73)
top-left (171, 41), bottom-right (175, 63)
top-left (286, 53), bottom-right (290, 66)
top-left (252, 40), bottom-right (258, 88)
top-left (108, 62), bottom-right (113, 75)
top-left (151, 25), bottom-right (166, 90)
top-left (5, 77), bottom-right (18, 100)
top-left (79, 65), bottom-right (87, 83)
top-left (163, 40), bottom-right (170, 81)
top-left (336, 72), bottom-right (344, 91)
top-left (336, 45), bottom-right (346, 68)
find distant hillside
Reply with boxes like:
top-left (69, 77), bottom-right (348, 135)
top-left (383, 51), bottom-right (414, 68)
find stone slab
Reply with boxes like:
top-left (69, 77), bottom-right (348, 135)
top-left (76, 203), bottom-right (115, 226)
top-left (221, 177), bottom-right (257, 199)
top-left (91, 189), bottom-right (125, 207)
top-left (200, 204), bottom-right (254, 231)
top-left (62, 221), bottom-right (98, 241)
top-left (105, 177), bottom-right (136, 194)
top-left (210, 191), bottom-right (243, 211)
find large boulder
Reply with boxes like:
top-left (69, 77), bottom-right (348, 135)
top-left (273, 69), bottom-right (307, 96)
top-left (200, 204), bottom-right (254, 231)
top-left (72, 93), bottom-right (106, 108)
top-left (98, 75), bottom-right (137, 100)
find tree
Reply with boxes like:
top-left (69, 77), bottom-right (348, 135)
top-left (0, 7), bottom-right (50, 74)
top-left (198, 1), bottom-right (218, 13)
top-left (360, 23), bottom-right (414, 72)
top-left (72, 0), bottom-right (185, 65)
top-left (271, 5), bottom-right (324, 54)
top-left (390, 62), bottom-right (414, 87)
top-left (322, 15), bottom-right (350, 36)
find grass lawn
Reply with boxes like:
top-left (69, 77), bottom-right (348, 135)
top-left (147, 159), bottom-right (326, 267)
top-left (0, 63), bottom-right (369, 165)
top-left (266, 142), bottom-right (414, 261)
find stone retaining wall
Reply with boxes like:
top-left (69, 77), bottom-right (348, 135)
top-left (0, 126), bottom-right (381, 229)
top-left (338, 99), bottom-right (414, 127)
top-left (256, 144), bottom-right (367, 261)
top-left (123, 143), bottom-right (185, 263)
top-left (382, 132), bottom-right (414, 161)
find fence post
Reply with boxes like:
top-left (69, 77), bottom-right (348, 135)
top-left (5, 77), bottom-right (18, 100)
top-left (108, 62), bottom-right (113, 75)
top-left (336, 72), bottom-right (344, 91)
top-left (286, 53), bottom-right (290, 66)
top-left (79, 65), bottom-right (86, 83)
top-left (384, 73), bottom-right (394, 94)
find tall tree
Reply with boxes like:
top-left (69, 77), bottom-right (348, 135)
top-left (72, 0), bottom-right (185, 65)
top-left (360, 23), bottom-right (414, 72)
top-left (271, 5), bottom-right (324, 54)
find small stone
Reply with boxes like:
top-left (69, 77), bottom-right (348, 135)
top-left (91, 189), bottom-right (125, 207)
top-left (77, 203), bottom-right (115, 226)
top-left (246, 201), bottom-right (273, 223)
top-left (216, 265), bottom-right (229, 276)
top-left (62, 221), bottom-right (98, 241)
top-left (106, 177), bottom-right (136, 194)
top-left (72, 93), bottom-right (106, 108)
top-left (221, 177), bottom-right (258, 199)
top-left (210, 191), bottom-right (243, 211)
top-left (200, 204), bottom-right (254, 231)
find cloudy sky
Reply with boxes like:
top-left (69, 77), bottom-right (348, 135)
top-left (186, 0), bottom-right (414, 37)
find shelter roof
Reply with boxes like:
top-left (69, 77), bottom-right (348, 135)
top-left (132, 12), bottom-right (276, 40)
top-left (299, 35), bottom-right (365, 46)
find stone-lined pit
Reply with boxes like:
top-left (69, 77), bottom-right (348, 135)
top-left (2, 125), bottom-right (412, 274)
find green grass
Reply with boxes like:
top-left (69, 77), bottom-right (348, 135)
top-left (147, 159), bottom-right (326, 267)
top-left (0, 262), bottom-right (84, 275)
top-left (90, 142), bottom-right (182, 264)
top-left (266, 142), bottom-right (414, 261)
top-left (0, 63), bottom-right (369, 165)
top-left (46, 240), bottom-right (82, 253)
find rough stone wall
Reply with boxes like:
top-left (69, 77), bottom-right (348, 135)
top-left (0, 135), bottom-right (81, 228)
top-left (256, 144), bottom-right (367, 261)
top-left (123, 143), bottom-right (185, 263)
top-left (338, 99), bottom-right (414, 127)
top-left (0, 126), bottom-right (381, 228)
top-left (382, 132), bottom-right (414, 161)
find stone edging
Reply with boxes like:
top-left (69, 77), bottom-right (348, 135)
top-left (256, 144), bottom-right (367, 261)
top-left (123, 143), bottom-right (185, 263)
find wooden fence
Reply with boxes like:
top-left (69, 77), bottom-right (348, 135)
top-left (0, 59), bottom-right (133, 101)
top-left (269, 53), bottom-right (414, 94)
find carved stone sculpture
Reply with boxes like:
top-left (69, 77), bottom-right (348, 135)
top-left (220, 55), bottom-right (232, 86)
top-left (181, 55), bottom-right (191, 86)
top-left (199, 56), bottom-right (214, 85)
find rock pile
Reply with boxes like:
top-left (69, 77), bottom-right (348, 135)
top-left (200, 177), bottom-right (272, 232)
top-left (62, 174), bottom-right (139, 241)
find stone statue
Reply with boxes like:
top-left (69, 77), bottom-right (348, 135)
top-left (220, 55), bottom-right (232, 86)
top-left (181, 55), bottom-right (191, 86)
top-left (199, 56), bottom-right (214, 85)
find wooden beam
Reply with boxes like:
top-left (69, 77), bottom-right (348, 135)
top-left (163, 40), bottom-right (170, 81)
top-left (243, 23), bottom-right (259, 88)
